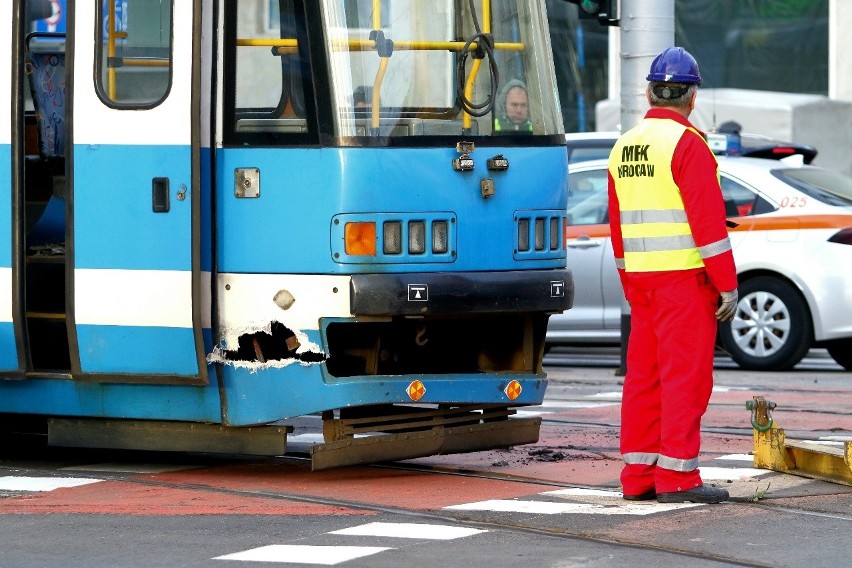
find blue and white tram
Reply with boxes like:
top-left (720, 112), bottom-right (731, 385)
top-left (1, 0), bottom-right (572, 468)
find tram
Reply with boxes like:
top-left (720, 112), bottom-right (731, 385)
top-left (1, 0), bottom-right (572, 468)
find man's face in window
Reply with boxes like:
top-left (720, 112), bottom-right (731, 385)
top-left (506, 87), bottom-right (529, 124)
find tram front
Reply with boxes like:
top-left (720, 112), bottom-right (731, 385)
top-left (214, 0), bottom-right (572, 468)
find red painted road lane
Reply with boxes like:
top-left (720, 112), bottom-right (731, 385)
top-left (711, 386), bottom-right (852, 409)
top-left (706, 405), bottom-right (852, 434)
top-left (144, 462), bottom-right (552, 511)
top-left (413, 429), bottom-right (753, 487)
top-left (414, 423), bottom-right (622, 486)
top-left (2, 369), bottom-right (847, 518)
top-left (412, 378), bottom-right (852, 488)
top-left (0, 480), bottom-right (375, 516)
top-left (709, 385), bottom-right (852, 435)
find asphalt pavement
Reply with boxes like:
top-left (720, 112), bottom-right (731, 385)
top-left (0, 352), bottom-right (850, 567)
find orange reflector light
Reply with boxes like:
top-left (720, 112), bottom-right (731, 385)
top-left (504, 380), bottom-right (522, 400)
top-left (344, 222), bottom-right (377, 256)
top-left (407, 380), bottom-right (426, 401)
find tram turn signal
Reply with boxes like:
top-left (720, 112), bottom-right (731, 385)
top-left (344, 222), bottom-right (377, 256)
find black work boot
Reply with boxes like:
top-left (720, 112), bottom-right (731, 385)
top-left (656, 485), bottom-right (729, 504)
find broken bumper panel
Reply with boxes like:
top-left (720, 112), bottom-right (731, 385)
top-left (349, 269), bottom-right (574, 316)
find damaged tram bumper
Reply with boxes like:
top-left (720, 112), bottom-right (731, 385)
top-left (209, 269), bottom-right (573, 468)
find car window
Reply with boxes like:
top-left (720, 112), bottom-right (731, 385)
top-left (567, 146), bottom-right (613, 164)
top-left (567, 169), bottom-right (609, 225)
top-left (720, 175), bottom-right (776, 216)
top-left (772, 168), bottom-right (852, 207)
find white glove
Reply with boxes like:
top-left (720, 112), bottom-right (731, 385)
top-left (716, 290), bottom-right (738, 322)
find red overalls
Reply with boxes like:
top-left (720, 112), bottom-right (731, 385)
top-left (607, 108), bottom-right (738, 496)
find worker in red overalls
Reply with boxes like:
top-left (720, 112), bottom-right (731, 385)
top-left (607, 47), bottom-right (738, 504)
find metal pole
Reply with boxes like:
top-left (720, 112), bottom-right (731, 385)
top-left (619, 0), bottom-right (674, 130)
top-left (615, 0), bottom-right (674, 375)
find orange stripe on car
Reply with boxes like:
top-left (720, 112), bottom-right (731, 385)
top-left (565, 215), bottom-right (852, 242)
top-left (565, 225), bottom-right (611, 239)
top-left (727, 214), bottom-right (852, 232)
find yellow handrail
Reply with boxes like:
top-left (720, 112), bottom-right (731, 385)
top-left (115, 58), bottom-right (170, 68)
top-left (372, 57), bottom-right (389, 130)
top-left (462, 0), bottom-right (493, 127)
top-left (108, 0), bottom-right (117, 99)
top-left (483, 0), bottom-right (491, 34)
top-left (240, 38), bottom-right (524, 52)
top-left (237, 38), bottom-right (299, 48)
top-left (463, 58), bottom-right (482, 130)
top-left (373, 0), bottom-right (382, 30)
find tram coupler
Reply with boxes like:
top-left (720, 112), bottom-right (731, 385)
top-left (747, 395), bottom-right (852, 486)
top-left (748, 396), bottom-right (795, 472)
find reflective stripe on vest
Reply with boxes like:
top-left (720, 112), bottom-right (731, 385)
top-left (494, 117), bottom-right (533, 132)
top-left (622, 452), bottom-right (658, 465)
top-left (657, 454), bottom-right (699, 472)
top-left (609, 119), bottom-right (718, 273)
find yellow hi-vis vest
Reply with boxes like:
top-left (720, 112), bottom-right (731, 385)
top-left (608, 118), bottom-right (715, 273)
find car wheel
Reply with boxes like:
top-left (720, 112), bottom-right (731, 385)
top-left (718, 276), bottom-right (812, 371)
top-left (825, 339), bottom-right (852, 372)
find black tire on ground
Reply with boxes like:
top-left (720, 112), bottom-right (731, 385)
top-left (825, 339), bottom-right (852, 372)
top-left (718, 276), bottom-right (812, 371)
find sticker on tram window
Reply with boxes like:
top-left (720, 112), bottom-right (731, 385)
top-left (780, 196), bottom-right (807, 208)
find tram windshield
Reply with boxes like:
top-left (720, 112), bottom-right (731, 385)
top-left (228, 0), bottom-right (563, 144)
top-left (322, 0), bottom-right (563, 139)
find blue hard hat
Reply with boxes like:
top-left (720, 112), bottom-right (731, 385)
top-left (646, 47), bottom-right (702, 85)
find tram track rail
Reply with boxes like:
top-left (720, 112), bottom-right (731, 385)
top-left (3, 406), bottom-right (852, 568)
top-left (0, 456), bottom-right (784, 568)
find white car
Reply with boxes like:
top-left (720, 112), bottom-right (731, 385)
top-left (549, 156), bottom-right (852, 372)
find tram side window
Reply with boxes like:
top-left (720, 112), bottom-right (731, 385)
top-left (231, 0), bottom-right (312, 137)
top-left (95, 0), bottom-right (173, 107)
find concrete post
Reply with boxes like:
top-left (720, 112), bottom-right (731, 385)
top-left (615, 0), bottom-right (674, 375)
top-left (829, 0), bottom-right (852, 101)
top-left (618, 0), bottom-right (674, 129)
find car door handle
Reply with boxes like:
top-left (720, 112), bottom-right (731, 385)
top-left (567, 238), bottom-right (603, 249)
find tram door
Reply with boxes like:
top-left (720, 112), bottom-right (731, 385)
top-left (69, 1), bottom-right (204, 379)
top-left (1, 4), bottom-right (18, 372)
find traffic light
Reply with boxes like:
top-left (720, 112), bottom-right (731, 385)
top-left (564, 0), bottom-right (619, 27)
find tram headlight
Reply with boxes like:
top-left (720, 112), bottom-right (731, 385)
top-left (383, 221), bottom-right (402, 254)
top-left (432, 220), bottom-right (449, 254)
top-left (408, 221), bottom-right (426, 254)
top-left (535, 218), bottom-right (546, 251)
top-left (344, 222), bottom-right (377, 256)
top-left (518, 218), bottom-right (530, 251)
top-left (550, 217), bottom-right (560, 250)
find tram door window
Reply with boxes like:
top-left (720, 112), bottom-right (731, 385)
top-left (95, 0), bottom-right (173, 107)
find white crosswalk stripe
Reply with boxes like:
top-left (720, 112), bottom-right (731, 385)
top-left (0, 476), bottom-right (101, 492)
top-left (214, 545), bottom-right (391, 565)
top-left (213, 522), bottom-right (487, 564)
top-left (441, 456), bottom-right (772, 517)
top-left (444, 492), bottom-right (702, 515)
top-left (329, 522), bottom-right (486, 540)
top-left (515, 397), bottom-right (620, 416)
top-left (699, 466), bottom-right (772, 480)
